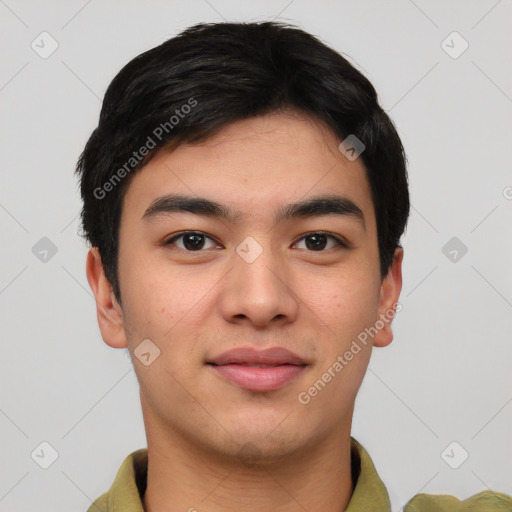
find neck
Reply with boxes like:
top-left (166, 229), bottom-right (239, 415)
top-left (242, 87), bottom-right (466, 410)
top-left (142, 419), bottom-right (355, 512)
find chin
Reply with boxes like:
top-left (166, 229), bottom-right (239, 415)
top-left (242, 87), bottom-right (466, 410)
top-left (222, 416), bottom-right (306, 453)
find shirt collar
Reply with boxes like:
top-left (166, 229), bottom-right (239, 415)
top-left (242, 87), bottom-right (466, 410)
top-left (91, 436), bottom-right (390, 512)
top-left (347, 437), bottom-right (391, 511)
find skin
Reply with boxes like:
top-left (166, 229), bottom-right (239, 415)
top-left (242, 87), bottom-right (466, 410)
top-left (86, 109), bottom-right (403, 512)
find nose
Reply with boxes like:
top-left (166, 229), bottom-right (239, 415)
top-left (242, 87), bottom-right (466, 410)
top-left (218, 241), bottom-right (299, 329)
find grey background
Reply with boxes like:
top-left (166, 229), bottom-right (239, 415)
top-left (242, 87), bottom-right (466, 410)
top-left (0, 0), bottom-right (511, 510)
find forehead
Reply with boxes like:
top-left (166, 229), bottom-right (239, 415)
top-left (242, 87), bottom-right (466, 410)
top-left (121, 111), bottom-right (375, 228)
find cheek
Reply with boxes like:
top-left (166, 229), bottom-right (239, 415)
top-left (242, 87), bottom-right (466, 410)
top-left (300, 266), bottom-right (380, 339)
top-left (119, 250), bottom-right (182, 321)
top-left (119, 260), bottom-right (212, 370)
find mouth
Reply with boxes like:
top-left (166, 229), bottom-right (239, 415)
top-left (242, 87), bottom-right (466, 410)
top-left (206, 347), bottom-right (308, 392)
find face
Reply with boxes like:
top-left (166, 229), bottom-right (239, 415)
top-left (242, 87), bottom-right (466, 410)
top-left (87, 110), bottom-right (403, 462)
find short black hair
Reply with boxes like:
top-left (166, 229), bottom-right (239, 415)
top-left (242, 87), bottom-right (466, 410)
top-left (75, 21), bottom-right (410, 304)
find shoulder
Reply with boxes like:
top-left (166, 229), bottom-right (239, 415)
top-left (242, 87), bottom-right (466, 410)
top-left (404, 489), bottom-right (512, 511)
top-left (87, 491), bottom-right (108, 512)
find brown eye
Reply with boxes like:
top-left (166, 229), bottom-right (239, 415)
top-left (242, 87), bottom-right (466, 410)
top-left (294, 232), bottom-right (347, 251)
top-left (164, 232), bottom-right (219, 251)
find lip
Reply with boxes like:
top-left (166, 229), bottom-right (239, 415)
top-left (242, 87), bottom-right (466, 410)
top-left (208, 347), bottom-right (306, 366)
top-left (207, 347), bottom-right (308, 392)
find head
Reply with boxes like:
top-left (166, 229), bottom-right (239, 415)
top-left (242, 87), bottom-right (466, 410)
top-left (78, 21), bottom-right (409, 462)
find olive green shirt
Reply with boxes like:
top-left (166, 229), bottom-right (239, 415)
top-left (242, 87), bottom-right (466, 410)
top-left (88, 437), bottom-right (512, 511)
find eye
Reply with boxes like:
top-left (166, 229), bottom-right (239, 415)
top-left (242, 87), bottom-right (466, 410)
top-left (293, 232), bottom-right (348, 251)
top-left (163, 231), bottom-right (348, 252)
top-left (164, 231), bottom-right (221, 251)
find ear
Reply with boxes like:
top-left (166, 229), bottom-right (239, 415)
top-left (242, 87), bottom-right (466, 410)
top-left (85, 247), bottom-right (127, 349)
top-left (372, 247), bottom-right (404, 348)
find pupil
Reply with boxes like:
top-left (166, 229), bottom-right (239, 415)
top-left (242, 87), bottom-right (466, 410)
top-left (306, 234), bottom-right (327, 250)
top-left (184, 234), bottom-right (204, 250)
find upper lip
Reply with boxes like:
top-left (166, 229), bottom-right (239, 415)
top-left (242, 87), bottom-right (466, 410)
top-left (207, 347), bottom-right (307, 366)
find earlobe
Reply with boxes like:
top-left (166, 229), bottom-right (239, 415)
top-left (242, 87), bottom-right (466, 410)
top-left (373, 247), bottom-right (404, 348)
top-left (85, 247), bottom-right (128, 349)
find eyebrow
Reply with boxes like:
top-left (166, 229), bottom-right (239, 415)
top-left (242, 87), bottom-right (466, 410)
top-left (141, 193), bottom-right (366, 230)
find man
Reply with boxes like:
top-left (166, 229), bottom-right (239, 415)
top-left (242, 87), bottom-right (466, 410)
top-left (77, 21), bottom-right (512, 512)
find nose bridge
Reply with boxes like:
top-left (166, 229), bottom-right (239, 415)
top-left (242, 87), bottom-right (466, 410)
top-left (237, 238), bottom-right (281, 291)
top-left (218, 235), bottom-right (298, 326)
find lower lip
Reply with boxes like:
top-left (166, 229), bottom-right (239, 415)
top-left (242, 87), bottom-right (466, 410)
top-left (209, 364), bottom-right (306, 392)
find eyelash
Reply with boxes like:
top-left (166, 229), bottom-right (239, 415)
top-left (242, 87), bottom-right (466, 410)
top-left (163, 231), bottom-right (349, 252)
